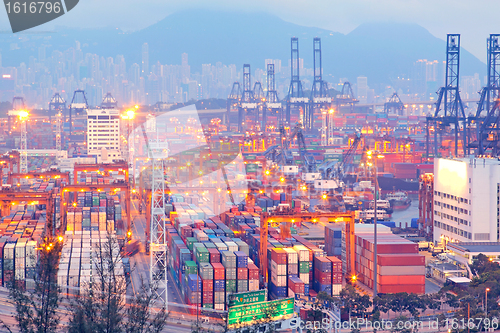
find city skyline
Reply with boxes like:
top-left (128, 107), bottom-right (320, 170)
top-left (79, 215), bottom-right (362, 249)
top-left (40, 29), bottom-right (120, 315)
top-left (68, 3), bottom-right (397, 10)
top-left (0, 1), bottom-right (497, 61)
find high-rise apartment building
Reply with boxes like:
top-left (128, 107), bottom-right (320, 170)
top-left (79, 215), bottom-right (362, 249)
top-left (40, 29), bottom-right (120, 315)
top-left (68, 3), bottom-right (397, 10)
top-left (141, 43), bottom-right (149, 77)
top-left (87, 108), bottom-right (121, 163)
top-left (357, 76), bottom-right (368, 104)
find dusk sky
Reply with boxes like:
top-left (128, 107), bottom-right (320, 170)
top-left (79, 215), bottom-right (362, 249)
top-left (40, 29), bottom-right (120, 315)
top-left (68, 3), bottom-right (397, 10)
top-left (1, 0), bottom-right (498, 61)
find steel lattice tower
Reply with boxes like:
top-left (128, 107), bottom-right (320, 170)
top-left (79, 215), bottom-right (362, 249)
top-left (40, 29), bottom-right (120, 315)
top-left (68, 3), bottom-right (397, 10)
top-left (148, 138), bottom-right (168, 309)
top-left (286, 37), bottom-right (305, 125)
top-left (472, 35), bottom-right (500, 156)
top-left (433, 34), bottom-right (466, 157)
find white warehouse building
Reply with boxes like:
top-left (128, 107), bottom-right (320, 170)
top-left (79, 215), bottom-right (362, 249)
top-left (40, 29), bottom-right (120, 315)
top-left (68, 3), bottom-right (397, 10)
top-left (87, 108), bottom-right (122, 163)
top-left (433, 157), bottom-right (500, 244)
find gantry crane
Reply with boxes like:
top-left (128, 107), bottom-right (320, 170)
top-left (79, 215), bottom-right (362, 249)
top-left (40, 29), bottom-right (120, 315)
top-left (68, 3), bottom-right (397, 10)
top-left (320, 132), bottom-right (362, 181)
top-left (286, 38), bottom-right (309, 125)
top-left (384, 92), bottom-right (405, 115)
top-left (470, 34), bottom-right (500, 156)
top-left (259, 211), bottom-right (356, 285)
top-left (335, 82), bottom-right (358, 114)
top-left (264, 63), bottom-right (282, 131)
top-left (226, 82), bottom-right (242, 129)
top-left (69, 90), bottom-right (88, 136)
top-left (309, 37), bottom-right (333, 132)
top-left (49, 93), bottom-right (66, 152)
top-left (429, 34), bottom-right (466, 158)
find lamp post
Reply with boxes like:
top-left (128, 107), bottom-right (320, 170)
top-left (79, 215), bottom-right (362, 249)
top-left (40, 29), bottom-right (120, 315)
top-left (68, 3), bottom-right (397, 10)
top-left (367, 151), bottom-right (384, 297)
top-left (485, 287), bottom-right (490, 332)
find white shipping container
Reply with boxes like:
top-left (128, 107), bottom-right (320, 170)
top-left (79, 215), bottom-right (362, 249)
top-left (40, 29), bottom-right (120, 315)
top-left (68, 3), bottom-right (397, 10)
top-left (15, 242), bottom-right (26, 258)
top-left (4, 244), bottom-right (15, 260)
top-left (288, 289), bottom-right (295, 299)
top-left (299, 273), bottom-right (309, 284)
top-left (332, 284), bottom-right (342, 296)
top-left (378, 265), bottom-right (425, 276)
top-left (224, 241), bottom-right (238, 252)
top-left (215, 243), bottom-right (228, 251)
top-left (15, 268), bottom-right (25, 280)
top-left (248, 280), bottom-right (259, 291)
top-left (283, 248), bottom-right (298, 264)
top-left (57, 272), bottom-right (67, 287)
top-left (214, 303), bottom-right (225, 310)
top-left (271, 274), bottom-right (287, 287)
top-left (25, 241), bottom-right (37, 267)
top-left (270, 260), bottom-right (287, 276)
top-left (293, 245), bottom-right (309, 261)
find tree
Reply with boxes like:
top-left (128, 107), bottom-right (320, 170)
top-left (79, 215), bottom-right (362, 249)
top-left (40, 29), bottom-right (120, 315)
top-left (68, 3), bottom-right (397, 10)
top-left (391, 315), bottom-right (412, 333)
top-left (125, 278), bottom-right (169, 333)
top-left (67, 233), bottom-right (168, 333)
top-left (8, 236), bottom-right (62, 333)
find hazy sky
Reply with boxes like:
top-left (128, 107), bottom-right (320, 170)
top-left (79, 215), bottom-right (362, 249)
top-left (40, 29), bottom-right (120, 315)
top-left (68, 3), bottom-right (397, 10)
top-left (1, 0), bottom-right (498, 61)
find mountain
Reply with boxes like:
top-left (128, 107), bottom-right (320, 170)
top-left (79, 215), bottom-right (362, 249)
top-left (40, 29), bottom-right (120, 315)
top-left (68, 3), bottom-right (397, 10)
top-left (0, 10), bottom-right (486, 87)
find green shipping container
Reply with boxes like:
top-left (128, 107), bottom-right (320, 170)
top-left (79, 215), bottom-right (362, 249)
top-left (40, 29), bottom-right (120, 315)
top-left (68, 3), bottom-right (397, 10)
top-left (196, 247), bottom-right (210, 263)
top-left (202, 304), bottom-right (214, 309)
top-left (226, 279), bottom-right (237, 293)
top-left (186, 237), bottom-right (197, 251)
top-left (299, 261), bottom-right (310, 273)
top-left (237, 280), bottom-right (248, 293)
top-left (185, 261), bottom-right (198, 275)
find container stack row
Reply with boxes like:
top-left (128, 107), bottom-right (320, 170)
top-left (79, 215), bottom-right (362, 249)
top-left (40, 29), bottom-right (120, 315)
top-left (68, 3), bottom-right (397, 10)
top-left (58, 231), bottom-right (125, 297)
top-left (66, 191), bottom-right (121, 233)
top-left (166, 218), bottom-right (256, 312)
top-left (75, 170), bottom-right (126, 185)
top-left (325, 225), bottom-right (342, 258)
top-left (354, 228), bottom-right (425, 294)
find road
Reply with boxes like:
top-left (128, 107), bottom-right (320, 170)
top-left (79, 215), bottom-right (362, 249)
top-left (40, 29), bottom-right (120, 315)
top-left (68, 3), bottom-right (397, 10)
top-left (128, 199), bottom-right (190, 316)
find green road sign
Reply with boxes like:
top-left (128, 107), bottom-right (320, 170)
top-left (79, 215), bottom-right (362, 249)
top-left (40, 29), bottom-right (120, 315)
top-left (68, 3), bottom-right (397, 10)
top-left (227, 297), bottom-right (294, 328)
top-left (228, 289), bottom-right (267, 307)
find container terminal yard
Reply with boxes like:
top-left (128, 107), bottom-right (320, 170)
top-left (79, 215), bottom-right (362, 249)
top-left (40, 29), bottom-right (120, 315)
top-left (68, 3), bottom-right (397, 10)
top-left (0, 33), bottom-right (499, 331)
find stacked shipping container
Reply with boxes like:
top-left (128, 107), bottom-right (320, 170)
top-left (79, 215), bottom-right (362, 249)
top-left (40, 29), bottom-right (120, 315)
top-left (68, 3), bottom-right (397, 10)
top-left (354, 228), bottom-right (425, 294)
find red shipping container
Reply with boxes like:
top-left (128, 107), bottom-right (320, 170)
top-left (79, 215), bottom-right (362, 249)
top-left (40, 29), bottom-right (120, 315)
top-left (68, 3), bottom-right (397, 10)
top-left (202, 278), bottom-right (213, 292)
top-left (202, 291), bottom-right (213, 302)
top-left (377, 254), bottom-right (425, 266)
top-left (332, 272), bottom-right (343, 284)
top-left (378, 275), bottom-right (425, 285)
top-left (248, 263), bottom-right (259, 280)
top-left (212, 263), bottom-right (225, 280)
top-left (288, 277), bottom-right (305, 294)
top-left (208, 248), bottom-right (220, 263)
top-left (326, 256), bottom-right (342, 272)
top-left (237, 267), bottom-right (248, 280)
top-left (314, 269), bottom-right (332, 285)
top-left (378, 284), bottom-right (425, 294)
top-left (271, 248), bottom-right (287, 264)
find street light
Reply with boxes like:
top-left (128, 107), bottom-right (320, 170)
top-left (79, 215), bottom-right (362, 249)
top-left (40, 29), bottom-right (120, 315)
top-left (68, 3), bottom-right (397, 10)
top-left (367, 151), bottom-right (385, 297)
top-left (486, 287), bottom-right (490, 331)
